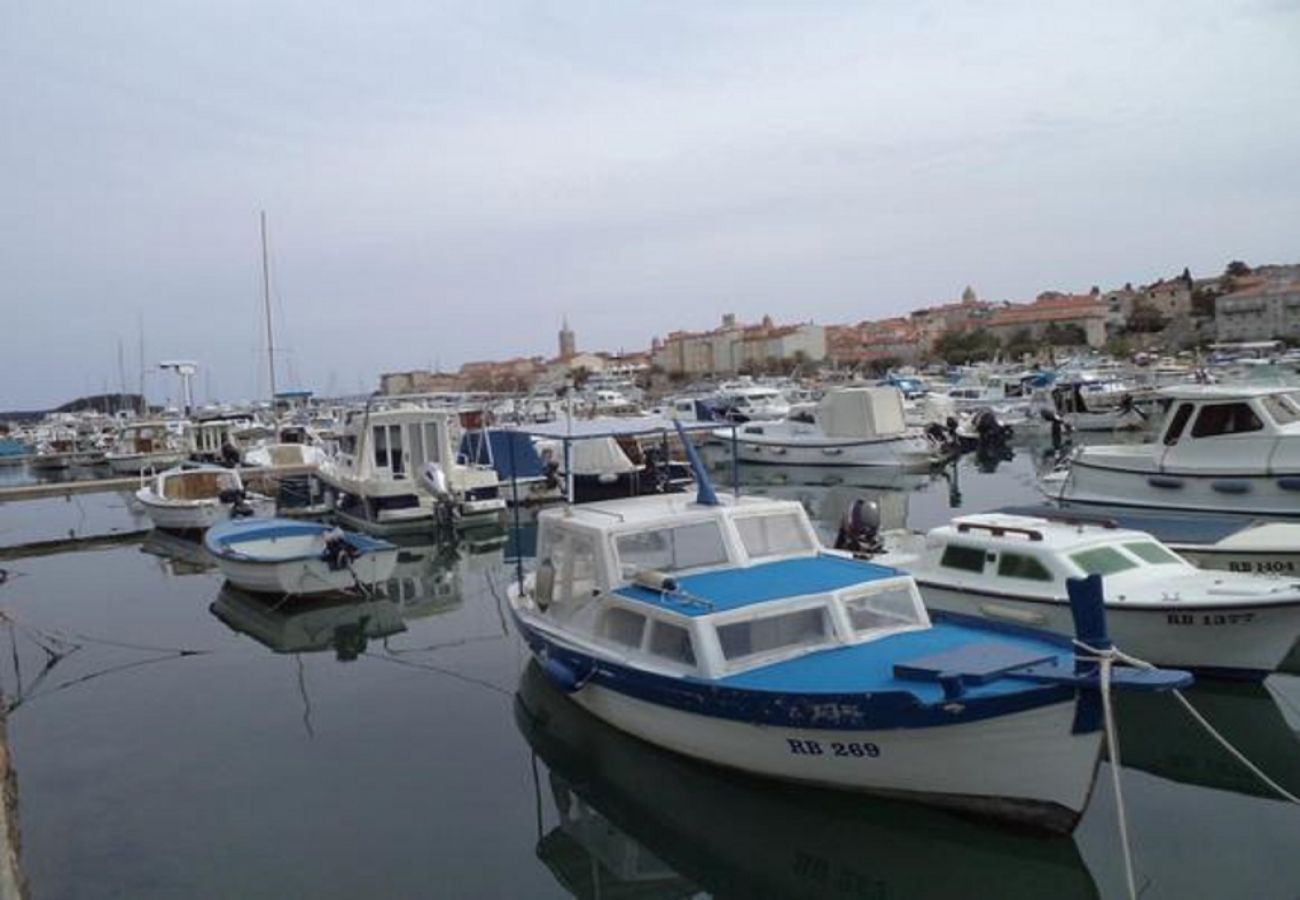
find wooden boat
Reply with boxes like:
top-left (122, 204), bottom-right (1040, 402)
top-left (135, 464), bottom-right (275, 531)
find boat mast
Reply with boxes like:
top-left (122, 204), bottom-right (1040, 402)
top-left (260, 210), bottom-right (277, 404)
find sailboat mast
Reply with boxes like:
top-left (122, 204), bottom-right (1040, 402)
top-left (260, 210), bottom-right (277, 403)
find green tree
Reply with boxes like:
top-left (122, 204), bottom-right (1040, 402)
top-left (1127, 299), bottom-right (1167, 334)
top-left (1043, 322), bottom-right (1088, 346)
top-left (1225, 260), bottom-right (1251, 277)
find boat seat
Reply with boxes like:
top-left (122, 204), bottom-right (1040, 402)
top-left (164, 472), bottom-right (225, 500)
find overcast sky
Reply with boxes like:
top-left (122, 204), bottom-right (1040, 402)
top-left (2, 1), bottom-right (1298, 408)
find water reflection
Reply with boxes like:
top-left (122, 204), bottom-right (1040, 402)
top-left (515, 662), bottom-right (1099, 900)
top-left (210, 585), bottom-right (407, 659)
top-left (139, 528), bottom-right (215, 576)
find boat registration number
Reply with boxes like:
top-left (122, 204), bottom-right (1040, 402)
top-left (1226, 560), bottom-right (1295, 574)
top-left (787, 739), bottom-right (880, 758)
top-left (1166, 612), bottom-right (1255, 626)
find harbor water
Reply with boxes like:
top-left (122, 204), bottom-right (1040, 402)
top-left (2, 446), bottom-right (1299, 899)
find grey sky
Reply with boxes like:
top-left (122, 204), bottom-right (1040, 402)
top-left (3, 1), bottom-right (1298, 408)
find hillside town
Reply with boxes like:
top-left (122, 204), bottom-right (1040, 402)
top-left (379, 259), bottom-right (1300, 395)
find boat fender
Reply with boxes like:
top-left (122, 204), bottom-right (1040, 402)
top-left (1211, 480), bottom-right (1251, 495)
top-left (541, 655), bottom-right (590, 693)
top-left (632, 569), bottom-right (678, 593)
top-left (1147, 475), bottom-right (1183, 490)
top-left (535, 558), bottom-right (556, 610)
top-left (1278, 477), bottom-right (1300, 492)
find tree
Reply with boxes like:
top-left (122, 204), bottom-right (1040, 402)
top-left (1002, 328), bottom-right (1037, 359)
top-left (1127, 299), bottom-right (1168, 334)
top-left (1191, 287), bottom-right (1219, 318)
top-left (1043, 322), bottom-right (1088, 347)
top-left (934, 329), bottom-right (999, 364)
top-left (1225, 260), bottom-right (1251, 277)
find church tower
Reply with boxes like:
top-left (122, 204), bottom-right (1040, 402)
top-left (558, 317), bottom-right (576, 360)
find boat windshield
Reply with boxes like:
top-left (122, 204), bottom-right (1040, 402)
top-left (734, 512), bottom-right (815, 560)
top-left (1122, 541), bottom-right (1182, 565)
top-left (1262, 393), bottom-right (1300, 426)
top-left (1070, 546), bottom-right (1139, 576)
top-left (616, 521), bottom-right (729, 574)
top-left (716, 605), bottom-right (832, 667)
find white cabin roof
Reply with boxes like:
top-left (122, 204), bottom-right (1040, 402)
top-left (1159, 384), bottom-right (1297, 401)
top-left (934, 513), bottom-right (1156, 553)
top-left (538, 492), bottom-right (801, 530)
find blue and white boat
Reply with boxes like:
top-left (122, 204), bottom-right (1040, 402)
top-left (508, 428), bottom-right (1190, 832)
top-left (204, 518), bottom-right (399, 596)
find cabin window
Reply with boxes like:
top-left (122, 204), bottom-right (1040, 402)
top-left (997, 552), bottom-right (1053, 581)
top-left (1162, 403), bottom-right (1194, 446)
top-left (1122, 541), bottom-right (1181, 565)
top-left (548, 531), bottom-right (600, 601)
top-left (717, 606), bottom-right (831, 664)
top-left (424, 423), bottom-right (441, 463)
top-left (843, 584), bottom-right (923, 632)
top-left (648, 621), bottom-right (696, 665)
top-left (1069, 546), bottom-right (1138, 576)
top-left (940, 544), bottom-right (987, 573)
top-left (735, 513), bottom-right (814, 559)
top-left (1190, 403), bottom-right (1263, 438)
top-left (616, 522), bottom-right (729, 574)
top-left (1262, 394), bottom-right (1300, 426)
top-left (601, 607), bottom-right (646, 648)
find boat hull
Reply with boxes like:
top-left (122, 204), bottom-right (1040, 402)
top-left (916, 582), bottom-right (1300, 678)
top-left (515, 615), bottom-right (1101, 832)
top-left (135, 490), bottom-right (276, 532)
top-left (1057, 458), bottom-right (1300, 517)
top-left (720, 435), bottom-right (937, 470)
top-left (214, 547), bottom-right (399, 595)
top-left (107, 451), bottom-right (189, 475)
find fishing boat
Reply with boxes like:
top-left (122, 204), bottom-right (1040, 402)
top-left (711, 388), bottom-right (941, 471)
top-left (135, 464), bottom-right (275, 532)
top-left (210, 583), bottom-right (406, 658)
top-left (317, 402), bottom-right (505, 534)
top-left (876, 512), bottom-right (1300, 678)
top-left (507, 428), bottom-right (1189, 831)
top-left (204, 518), bottom-right (399, 596)
top-left (1045, 385), bottom-right (1300, 515)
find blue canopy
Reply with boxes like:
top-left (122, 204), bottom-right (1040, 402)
top-left (459, 429), bottom-right (548, 481)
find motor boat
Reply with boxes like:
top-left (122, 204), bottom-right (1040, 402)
top-left (204, 518), bottom-right (399, 596)
top-left (876, 512), bottom-right (1300, 678)
top-left (105, 420), bottom-right (191, 475)
top-left (135, 464), bottom-right (275, 531)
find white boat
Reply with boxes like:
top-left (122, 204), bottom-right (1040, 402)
top-left (210, 583), bottom-right (406, 657)
top-left (105, 420), bottom-right (191, 474)
top-left (711, 387), bottom-right (940, 470)
top-left (135, 464), bottom-right (275, 531)
top-left (877, 512), bottom-right (1300, 678)
top-left (508, 434), bottom-right (1188, 831)
top-left (317, 403), bottom-right (505, 534)
top-left (204, 518), bottom-right (399, 596)
top-left (1046, 385), bottom-right (1300, 515)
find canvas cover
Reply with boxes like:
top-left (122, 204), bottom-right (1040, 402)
top-left (816, 388), bottom-right (907, 439)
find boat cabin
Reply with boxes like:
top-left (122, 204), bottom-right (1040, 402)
top-left (907, 513), bottom-right (1195, 600)
top-left (529, 495), bottom-right (930, 679)
top-left (1152, 385), bottom-right (1300, 472)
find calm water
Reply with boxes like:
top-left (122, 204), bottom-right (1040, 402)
top-left (1, 445), bottom-right (1299, 899)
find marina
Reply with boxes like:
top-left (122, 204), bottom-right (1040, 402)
top-left (1, 418), bottom-right (1298, 897)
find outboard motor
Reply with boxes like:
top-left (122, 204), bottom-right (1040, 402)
top-left (419, 462), bottom-right (458, 528)
top-left (1040, 407), bottom-right (1072, 453)
top-left (642, 444), bottom-right (671, 493)
top-left (321, 527), bottom-right (358, 572)
top-left (220, 441), bottom-right (242, 468)
top-left (834, 498), bottom-right (883, 556)
top-left (218, 486), bottom-right (255, 518)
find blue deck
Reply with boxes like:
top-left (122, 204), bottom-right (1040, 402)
top-left (615, 555), bottom-right (902, 617)
top-left (718, 623), bottom-right (1064, 703)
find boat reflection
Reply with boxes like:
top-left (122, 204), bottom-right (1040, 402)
top-left (139, 528), bottom-right (216, 576)
top-left (380, 532), bottom-right (506, 619)
top-left (210, 584), bottom-right (407, 660)
top-left (1115, 676), bottom-right (1300, 799)
top-left (515, 662), bottom-right (1099, 900)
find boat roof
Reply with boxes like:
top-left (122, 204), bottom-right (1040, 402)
top-left (614, 555), bottom-right (903, 618)
top-left (538, 492), bottom-right (796, 529)
top-left (1159, 384), bottom-right (1297, 401)
top-left (995, 504), bottom-right (1254, 545)
top-left (935, 513), bottom-right (1159, 552)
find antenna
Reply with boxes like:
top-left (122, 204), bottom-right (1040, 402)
top-left (672, 420), bottom-right (717, 506)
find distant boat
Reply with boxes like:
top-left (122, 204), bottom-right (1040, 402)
top-left (204, 518), bottom-right (399, 596)
top-left (135, 464), bottom-right (275, 532)
top-left (105, 420), bottom-right (190, 474)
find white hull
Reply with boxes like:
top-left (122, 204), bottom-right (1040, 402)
top-left (135, 490), bottom-right (276, 531)
top-left (571, 680), bottom-right (1101, 828)
top-left (917, 583), bottom-right (1300, 675)
top-left (216, 547), bottom-right (399, 595)
top-left (1054, 460), bottom-right (1300, 516)
top-left (721, 434), bottom-right (936, 470)
top-left (1173, 545), bottom-right (1300, 576)
top-left (107, 451), bottom-right (188, 475)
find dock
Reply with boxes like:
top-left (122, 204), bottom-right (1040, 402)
top-left (0, 464), bottom-right (319, 505)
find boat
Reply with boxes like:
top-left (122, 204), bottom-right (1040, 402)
top-left (516, 662), bottom-right (1099, 900)
top-left (998, 503), bottom-right (1300, 576)
top-left (104, 420), bottom-right (191, 475)
top-left (317, 402), bottom-right (506, 534)
top-left (135, 464), bottom-right (275, 532)
top-left (204, 518), bottom-right (399, 596)
top-left (210, 583), bottom-right (406, 658)
top-left (710, 387), bottom-right (941, 470)
top-left (507, 428), bottom-right (1189, 831)
top-left (526, 417), bottom-right (695, 504)
top-left (875, 512), bottom-right (1300, 678)
top-left (1045, 385), bottom-right (1300, 515)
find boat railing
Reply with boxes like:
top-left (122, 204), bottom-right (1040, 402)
top-left (954, 520), bottom-right (1045, 542)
